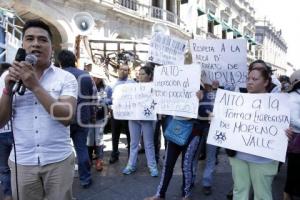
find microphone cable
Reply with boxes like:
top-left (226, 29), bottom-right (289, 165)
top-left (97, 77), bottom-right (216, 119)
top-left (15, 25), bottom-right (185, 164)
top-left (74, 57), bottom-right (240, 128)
top-left (6, 51), bottom-right (36, 200)
top-left (8, 94), bottom-right (20, 200)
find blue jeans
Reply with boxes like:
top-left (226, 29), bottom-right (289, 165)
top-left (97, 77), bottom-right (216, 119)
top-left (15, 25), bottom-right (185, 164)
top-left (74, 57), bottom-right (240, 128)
top-left (202, 144), bottom-right (217, 187)
top-left (0, 132), bottom-right (13, 196)
top-left (70, 124), bottom-right (91, 186)
top-left (127, 120), bottom-right (156, 169)
top-left (192, 135), bottom-right (217, 187)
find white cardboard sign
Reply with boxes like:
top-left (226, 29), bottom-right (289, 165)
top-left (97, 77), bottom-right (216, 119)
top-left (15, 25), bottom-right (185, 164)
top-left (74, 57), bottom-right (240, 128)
top-left (112, 83), bottom-right (157, 120)
top-left (148, 33), bottom-right (187, 65)
top-left (153, 64), bottom-right (201, 118)
top-left (190, 39), bottom-right (247, 88)
top-left (207, 89), bottom-right (290, 162)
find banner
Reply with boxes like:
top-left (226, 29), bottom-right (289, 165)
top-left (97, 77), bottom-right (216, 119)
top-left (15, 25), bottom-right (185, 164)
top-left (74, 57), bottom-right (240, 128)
top-left (190, 39), bottom-right (247, 88)
top-left (153, 64), bottom-right (200, 118)
top-left (148, 33), bottom-right (187, 65)
top-left (112, 83), bottom-right (157, 120)
top-left (207, 89), bottom-right (290, 162)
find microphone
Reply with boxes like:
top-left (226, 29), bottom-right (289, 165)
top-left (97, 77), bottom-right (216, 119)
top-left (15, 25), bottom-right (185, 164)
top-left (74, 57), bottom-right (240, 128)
top-left (25, 54), bottom-right (38, 66)
top-left (11, 48), bottom-right (26, 94)
top-left (17, 54), bottom-right (37, 95)
top-left (12, 49), bottom-right (37, 95)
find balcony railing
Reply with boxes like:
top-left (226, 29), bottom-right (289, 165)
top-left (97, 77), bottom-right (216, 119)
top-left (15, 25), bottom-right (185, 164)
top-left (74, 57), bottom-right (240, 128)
top-left (114, 0), bottom-right (186, 29)
top-left (151, 6), bottom-right (162, 19)
top-left (166, 10), bottom-right (175, 23)
top-left (118, 0), bottom-right (137, 11)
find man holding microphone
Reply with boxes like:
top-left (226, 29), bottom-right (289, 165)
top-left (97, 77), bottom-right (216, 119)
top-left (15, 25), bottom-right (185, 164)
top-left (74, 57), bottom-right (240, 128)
top-left (0, 19), bottom-right (78, 200)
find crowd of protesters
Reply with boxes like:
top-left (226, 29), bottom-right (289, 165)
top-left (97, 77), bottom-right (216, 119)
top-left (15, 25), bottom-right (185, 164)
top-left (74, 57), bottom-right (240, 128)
top-left (0, 19), bottom-right (299, 200)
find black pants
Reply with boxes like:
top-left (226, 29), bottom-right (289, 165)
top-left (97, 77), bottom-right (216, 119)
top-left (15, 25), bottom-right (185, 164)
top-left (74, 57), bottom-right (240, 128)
top-left (153, 120), bottom-right (161, 162)
top-left (154, 116), bottom-right (172, 162)
top-left (285, 153), bottom-right (300, 197)
top-left (156, 135), bottom-right (200, 198)
top-left (110, 117), bottom-right (130, 158)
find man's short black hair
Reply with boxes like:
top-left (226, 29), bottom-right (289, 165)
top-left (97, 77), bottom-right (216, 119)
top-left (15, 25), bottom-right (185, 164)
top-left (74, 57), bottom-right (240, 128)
top-left (57, 49), bottom-right (76, 68)
top-left (22, 19), bottom-right (53, 41)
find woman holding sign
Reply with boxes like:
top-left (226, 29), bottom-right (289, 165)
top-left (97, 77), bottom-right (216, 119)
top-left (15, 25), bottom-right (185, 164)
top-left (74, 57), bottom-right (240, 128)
top-left (122, 66), bottom-right (159, 177)
top-left (144, 92), bottom-right (204, 200)
top-left (229, 65), bottom-right (279, 200)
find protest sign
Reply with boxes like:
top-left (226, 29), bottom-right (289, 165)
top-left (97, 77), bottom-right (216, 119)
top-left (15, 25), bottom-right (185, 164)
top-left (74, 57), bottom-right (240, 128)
top-left (112, 83), bottom-right (157, 120)
top-left (207, 89), bottom-right (290, 162)
top-left (153, 64), bottom-right (200, 118)
top-left (148, 33), bottom-right (187, 65)
top-left (190, 39), bottom-right (247, 88)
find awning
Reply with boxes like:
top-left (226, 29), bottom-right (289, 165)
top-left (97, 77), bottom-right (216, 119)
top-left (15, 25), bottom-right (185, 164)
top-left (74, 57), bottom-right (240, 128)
top-left (250, 38), bottom-right (257, 45)
top-left (197, 7), bottom-right (205, 16)
top-left (244, 35), bottom-right (251, 42)
top-left (233, 28), bottom-right (242, 37)
top-left (244, 35), bottom-right (257, 45)
top-left (207, 13), bottom-right (220, 25)
top-left (222, 21), bottom-right (233, 32)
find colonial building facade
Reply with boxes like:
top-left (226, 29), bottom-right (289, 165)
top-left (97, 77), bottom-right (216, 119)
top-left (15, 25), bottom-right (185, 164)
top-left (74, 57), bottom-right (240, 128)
top-left (0, 0), bottom-right (290, 76)
top-left (0, 0), bottom-right (190, 67)
top-left (255, 18), bottom-right (288, 75)
top-left (181, 0), bottom-right (257, 63)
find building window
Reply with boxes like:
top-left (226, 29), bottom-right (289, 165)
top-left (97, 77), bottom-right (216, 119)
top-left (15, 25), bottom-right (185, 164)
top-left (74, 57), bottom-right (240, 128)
top-left (181, 0), bottom-right (188, 4)
top-left (152, 0), bottom-right (159, 7)
top-left (208, 21), bottom-right (214, 34)
top-left (256, 35), bottom-right (263, 43)
top-left (222, 30), bottom-right (227, 39)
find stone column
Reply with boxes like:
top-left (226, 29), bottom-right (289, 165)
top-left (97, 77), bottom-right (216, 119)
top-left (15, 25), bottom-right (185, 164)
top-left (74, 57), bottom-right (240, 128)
top-left (162, 0), bottom-right (166, 21)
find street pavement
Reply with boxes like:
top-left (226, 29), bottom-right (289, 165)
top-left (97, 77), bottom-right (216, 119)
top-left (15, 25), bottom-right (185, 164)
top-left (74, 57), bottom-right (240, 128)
top-left (0, 133), bottom-right (287, 200)
top-left (72, 134), bottom-right (287, 200)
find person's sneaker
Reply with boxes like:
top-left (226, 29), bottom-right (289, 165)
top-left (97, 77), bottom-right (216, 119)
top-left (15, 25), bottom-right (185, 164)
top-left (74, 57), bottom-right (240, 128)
top-left (95, 159), bottom-right (104, 171)
top-left (122, 165), bottom-right (136, 175)
top-left (203, 186), bottom-right (212, 195)
top-left (109, 156), bottom-right (119, 164)
top-left (149, 167), bottom-right (159, 177)
top-left (182, 197), bottom-right (191, 200)
top-left (81, 179), bottom-right (92, 189)
top-left (226, 189), bottom-right (233, 199)
top-left (144, 196), bottom-right (164, 200)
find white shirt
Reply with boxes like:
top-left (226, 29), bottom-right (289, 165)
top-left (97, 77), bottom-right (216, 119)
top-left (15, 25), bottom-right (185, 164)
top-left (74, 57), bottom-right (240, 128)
top-left (0, 65), bottom-right (78, 166)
